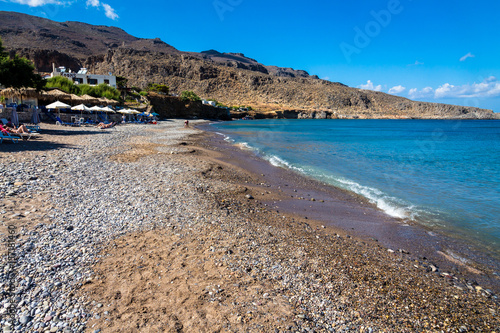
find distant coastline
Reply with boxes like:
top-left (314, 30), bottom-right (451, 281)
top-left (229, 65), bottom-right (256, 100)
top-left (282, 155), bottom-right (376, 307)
top-left (1, 11), bottom-right (498, 121)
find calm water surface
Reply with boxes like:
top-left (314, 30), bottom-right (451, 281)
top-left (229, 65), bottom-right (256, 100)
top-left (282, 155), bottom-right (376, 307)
top-left (211, 119), bottom-right (500, 256)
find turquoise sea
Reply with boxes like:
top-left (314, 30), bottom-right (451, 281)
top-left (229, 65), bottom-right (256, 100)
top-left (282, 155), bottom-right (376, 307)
top-left (210, 119), bottom-right (500, 257)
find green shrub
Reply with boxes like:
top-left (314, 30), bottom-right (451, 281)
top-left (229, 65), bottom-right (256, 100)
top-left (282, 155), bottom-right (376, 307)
top-left (45, 76), bottom-right (79, 94)
top-left (147, 83), bottom-right (169, 94)
top-left (180, 90), bottom-right (201, 102)
top-left (78, 84), bottom-right (96, 97)
top-left (139, 91), bottom-right (148, 96)
top-left (93, 83), bottom-right (120, 100)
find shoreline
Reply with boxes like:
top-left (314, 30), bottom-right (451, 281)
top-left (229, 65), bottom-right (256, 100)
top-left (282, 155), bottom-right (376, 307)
top-left (1, 121), bottom-right (499, 332)
top-left (197, 121), bottom-right (500, 294)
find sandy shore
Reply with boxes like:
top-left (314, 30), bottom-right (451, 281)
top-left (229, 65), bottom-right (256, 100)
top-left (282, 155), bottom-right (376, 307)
top-left (1, 121), bottom-right (499, 332)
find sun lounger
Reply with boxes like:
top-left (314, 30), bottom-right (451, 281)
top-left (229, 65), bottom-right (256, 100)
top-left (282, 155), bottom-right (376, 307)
top-left (18, 132), bottom-right (40, 141)
top-left (26, 125), bottom-right (40, 132)
top-left (56, 116), bottom-right (79, 126)
top-left (0, 132), bottom-right (20, 143)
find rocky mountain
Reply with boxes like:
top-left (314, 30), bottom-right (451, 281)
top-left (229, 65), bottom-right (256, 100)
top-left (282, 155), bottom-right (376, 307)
top-left (0, 11), bottom-right (497, 119)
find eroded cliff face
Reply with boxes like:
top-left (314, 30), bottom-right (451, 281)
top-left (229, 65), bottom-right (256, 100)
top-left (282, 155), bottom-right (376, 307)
top-left (147, 93), bottom-right (231, 120)
top-left (89, 48), bottom-right (496, 119)
top-left (1, 11), bottom-right (497, 119)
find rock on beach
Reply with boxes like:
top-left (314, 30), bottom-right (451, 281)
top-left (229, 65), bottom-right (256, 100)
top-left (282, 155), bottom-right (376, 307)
top-left (0, 121), bottom-right (498, 332)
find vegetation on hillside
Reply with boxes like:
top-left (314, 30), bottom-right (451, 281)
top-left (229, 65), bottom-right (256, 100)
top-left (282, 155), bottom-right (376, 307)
top-left (146, 83), bottom-right (169, 94)
top-left (0, 37), bottom-right (44, 89)
top-left (44, 76), bottom-right (120, 100)
top-left (180, 90), bottom-right (200, 102)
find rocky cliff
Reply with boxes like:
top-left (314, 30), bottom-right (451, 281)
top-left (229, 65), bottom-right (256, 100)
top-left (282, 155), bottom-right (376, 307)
top-left (0, 11), bottom-right (497, 119)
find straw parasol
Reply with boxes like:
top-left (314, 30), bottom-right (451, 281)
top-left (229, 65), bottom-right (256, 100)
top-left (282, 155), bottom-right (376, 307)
top-left (80, 94), bottom-right (99, 104)
top-left (0, 87), bottom-right (40, 99)
top-left (99, 97), bottom-right (119, 105)
top-left (46, 89), bottom-right (72, 103)
top-left (70, 94), bottom-right (86, 104)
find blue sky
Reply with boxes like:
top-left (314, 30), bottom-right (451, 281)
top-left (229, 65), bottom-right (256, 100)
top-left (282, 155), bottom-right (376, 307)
top-left (2, 0), bottom-right (500, 111)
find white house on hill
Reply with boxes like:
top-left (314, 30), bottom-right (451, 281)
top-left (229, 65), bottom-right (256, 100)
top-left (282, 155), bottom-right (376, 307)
top-left (51, 64), bottom-right (117, 88)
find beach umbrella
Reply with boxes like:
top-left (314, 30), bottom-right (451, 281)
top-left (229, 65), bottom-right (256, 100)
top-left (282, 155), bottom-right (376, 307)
top-left (89, 105), bottom-right (105, 111)
top-left (89, 105), bottom-right (105, 122)
top-left (101, 106), bottom-right (115, 113)
top-left (71, 104), bottom-right (92, 112)
top-left (11, 108), bottom-right (19, 127)
top-left (46, 101), bottom-right (71, 109)
top-left (71, 104), bottom-right (92, 120)
top-left (31, 108), bottom-right (41, 124)
top-left (46, 100), bottom-right (71, 118)
top-left (101, 106), bottom-right (115, 123)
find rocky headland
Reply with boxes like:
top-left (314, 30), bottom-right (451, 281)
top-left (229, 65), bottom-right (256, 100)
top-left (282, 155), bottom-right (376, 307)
top-left (0, 11), bottom-right (498, 120)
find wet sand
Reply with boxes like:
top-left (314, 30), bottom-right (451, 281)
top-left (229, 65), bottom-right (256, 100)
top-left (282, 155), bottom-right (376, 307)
top-left (3, 122), bottom-right (499, 332)
top-left (198, 123), bottom-right (500, 294)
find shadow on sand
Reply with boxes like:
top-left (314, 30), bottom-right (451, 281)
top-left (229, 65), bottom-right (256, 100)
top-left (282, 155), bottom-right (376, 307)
top-left (0, 127), bottom-right (111, 153)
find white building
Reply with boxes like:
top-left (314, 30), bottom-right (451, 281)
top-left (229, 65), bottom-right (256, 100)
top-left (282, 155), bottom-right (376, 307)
top-left (202, 99), bottom-right (217, 107)
top-left (51, 64), bottom-right (117, 88)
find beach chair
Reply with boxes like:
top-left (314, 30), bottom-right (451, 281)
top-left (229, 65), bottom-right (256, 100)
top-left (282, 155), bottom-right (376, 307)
top-left (18, 132), bottom-right (40, 141)
top-left (26, 125), bottom-right (40, 132)
top-left (56, 116), bottom-right (78, 126)
top-left (0, 132), bottom-right (20, 143)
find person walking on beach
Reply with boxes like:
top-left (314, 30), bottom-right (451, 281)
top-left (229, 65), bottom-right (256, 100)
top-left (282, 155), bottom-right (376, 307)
top-left (184, 120), bottom-right (189, 128)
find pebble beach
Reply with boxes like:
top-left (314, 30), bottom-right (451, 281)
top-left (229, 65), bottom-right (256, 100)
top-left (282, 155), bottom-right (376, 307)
top-left (1, 120), bottom-right (499, 332)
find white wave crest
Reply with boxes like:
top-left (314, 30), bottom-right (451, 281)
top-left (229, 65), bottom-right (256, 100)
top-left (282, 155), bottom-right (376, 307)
top-left (336, 178), bottom-right (412, 219)
top-left (266, 155), bottom-right (304, 172)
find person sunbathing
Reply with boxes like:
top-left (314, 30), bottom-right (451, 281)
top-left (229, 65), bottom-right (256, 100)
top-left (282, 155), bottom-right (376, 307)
top-left (0, 121), bottom-right (30, 134)
top-left (96, 122), bottom-right (116, 129)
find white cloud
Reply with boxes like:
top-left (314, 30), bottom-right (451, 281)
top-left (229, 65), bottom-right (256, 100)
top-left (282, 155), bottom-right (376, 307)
top-left (460, 52), bottom-right (475, 62)
top-left (102, 3), bottom-right (118, 20)
top-left (408, 87), bottom-right (434, 99)
top-left (8, 0), bottom-right (117, 20)
top-left (408, 77), bottom-right (500, 100)
top-left (408, 60), bottom-right (424, 66)
top-left (435, 77), bottom-right (500, 98)
top-left (358, 80), bottom-right (382, 92)
top-left (388, 85), bottom-right (406, 94)
top-left (8, 0), bottom-right (62, 6)
top-left (86, 0), bottom-right (100, 7)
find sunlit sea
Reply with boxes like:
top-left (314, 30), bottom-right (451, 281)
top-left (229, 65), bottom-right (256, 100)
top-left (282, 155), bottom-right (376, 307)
top-left (210, 119), bottom-right (500, 256)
